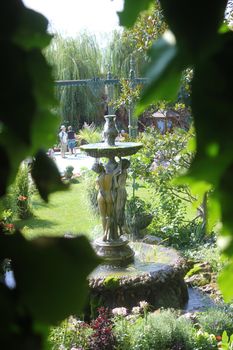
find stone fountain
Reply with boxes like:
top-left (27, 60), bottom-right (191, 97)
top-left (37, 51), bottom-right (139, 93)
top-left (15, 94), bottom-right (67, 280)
top-left (80, 115), bottom-right (188, 312)
top-left (81, 115), bottom-right (142, 265)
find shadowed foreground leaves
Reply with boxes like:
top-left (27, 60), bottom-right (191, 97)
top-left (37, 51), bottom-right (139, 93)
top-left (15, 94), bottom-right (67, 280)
top-left (121, 0), bottom-right (233, 301)
top-left (0, 1), bottom-right (100, 348)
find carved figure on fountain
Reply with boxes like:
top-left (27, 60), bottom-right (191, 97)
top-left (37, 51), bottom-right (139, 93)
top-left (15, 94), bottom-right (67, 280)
top-left (92, 158), bottom-right (130, 242)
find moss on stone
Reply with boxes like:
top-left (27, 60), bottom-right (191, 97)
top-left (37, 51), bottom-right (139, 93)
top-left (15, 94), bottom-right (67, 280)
top-left (103, 275), bottom-right (120, 289)
top-left (186, 264), bottom-right (202, 277)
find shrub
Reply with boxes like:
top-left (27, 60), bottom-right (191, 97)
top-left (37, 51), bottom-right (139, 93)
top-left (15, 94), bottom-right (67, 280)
top-left (125, 196), bottom-right (152, 239)
top-left (197, 306), bottom-right (233, 337)
top-left (14, 163), bottom-right (34, 219)
top-left (89, 307), bottom-right (116, 350)
top-left (81, 169), bottom-right (99, 215)
top-left (64, 165), bottom-right (74, 180)
top-left (184, 242), bottom-right (225, 274)
top-left (0, 209), bottom-right (15, 234)
top-left (77, 123), bottom-right (102, 144)
top-left (49, 317), bottom-right (93, 350)
top-left (113, 309), bottom-right (218, 350)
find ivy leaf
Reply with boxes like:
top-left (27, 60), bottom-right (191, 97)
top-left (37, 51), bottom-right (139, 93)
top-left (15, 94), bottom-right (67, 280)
top-left (218, 262), bottom-right (233, 302)
top-left (118, 0), bottom-right (154, 28)
top-left (0, 232), bottom-right (100, 324)
top-left (13, 7), bottom-right (52, 50)
top-left (31, 150), bottom-right (68, 202)
top-left (136, 31), bottom-right (183, 116)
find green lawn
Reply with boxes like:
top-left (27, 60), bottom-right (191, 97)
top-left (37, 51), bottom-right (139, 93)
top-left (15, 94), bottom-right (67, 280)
top-left (16, 183), bottom-right (100, 239)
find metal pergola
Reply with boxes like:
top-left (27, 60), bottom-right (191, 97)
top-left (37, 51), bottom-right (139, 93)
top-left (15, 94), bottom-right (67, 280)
top-left (55, 57), bottom-right (148, 137)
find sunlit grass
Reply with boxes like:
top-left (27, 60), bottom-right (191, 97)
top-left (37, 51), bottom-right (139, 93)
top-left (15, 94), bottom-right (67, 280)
top-left (15, 183), bottom-right (100, 240)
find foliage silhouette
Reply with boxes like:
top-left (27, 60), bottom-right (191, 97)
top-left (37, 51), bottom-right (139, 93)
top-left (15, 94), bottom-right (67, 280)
top-left (0, 1), bottom-right (99, 348)
top-left (120, 0), bottom-right (233, 301)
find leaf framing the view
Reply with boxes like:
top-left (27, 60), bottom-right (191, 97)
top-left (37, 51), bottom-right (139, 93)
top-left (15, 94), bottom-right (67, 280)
top-left (136, 31), bottom-right (183, 115)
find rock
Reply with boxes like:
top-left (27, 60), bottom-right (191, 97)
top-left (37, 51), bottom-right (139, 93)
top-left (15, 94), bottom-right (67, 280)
top-left (142, 235), bottom-right (162, 245)
top-left (179, 312), bottom-right (197, 323)
top-left (185, 273), bottom-right (211, 287)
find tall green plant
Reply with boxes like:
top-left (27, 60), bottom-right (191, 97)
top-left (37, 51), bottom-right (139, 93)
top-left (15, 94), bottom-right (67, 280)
top-left (14, 162), bottom-right (33, 219)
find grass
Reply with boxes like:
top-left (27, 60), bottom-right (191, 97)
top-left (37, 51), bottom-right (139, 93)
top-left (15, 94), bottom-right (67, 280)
top-left (14, 178), bottom-right (150, 241)
top-left (15, 183), bottom-right (100, 240)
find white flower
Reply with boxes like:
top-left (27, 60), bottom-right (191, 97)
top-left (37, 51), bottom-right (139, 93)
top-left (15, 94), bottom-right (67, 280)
top-left (112, 307), bottom-right (127, 316)
top-left (132, 306), bottom-right (141, 314)
top-left (139, 301), bottom-right (149, 310)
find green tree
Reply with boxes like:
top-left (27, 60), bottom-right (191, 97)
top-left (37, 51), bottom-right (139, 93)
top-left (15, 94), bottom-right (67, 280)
top-left (46, 33), bottom-right (104, 128)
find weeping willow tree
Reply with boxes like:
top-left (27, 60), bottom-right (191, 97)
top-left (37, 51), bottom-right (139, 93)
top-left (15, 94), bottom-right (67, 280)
top-left (46, 32), bottom-right (104, 129)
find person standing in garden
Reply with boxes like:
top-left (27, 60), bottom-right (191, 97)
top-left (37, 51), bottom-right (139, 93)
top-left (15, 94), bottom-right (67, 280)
top-left (67, 125), bottom-right (77, 156)
top-left (59, 125), bottom-right (68, 158)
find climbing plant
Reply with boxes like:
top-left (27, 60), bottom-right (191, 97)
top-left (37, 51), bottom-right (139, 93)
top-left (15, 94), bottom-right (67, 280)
top-left (119, 0), bottom-right (233, 300)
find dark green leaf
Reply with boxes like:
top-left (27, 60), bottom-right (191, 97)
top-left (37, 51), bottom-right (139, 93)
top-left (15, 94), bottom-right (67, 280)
top-left (0, 43), bottom-right (36, 145)
top-left (188, 33), bottom-right (233, 185)
top-left (0, 145), bottom-right (11, 196)
top-left (27, 50), bottom-right (57, 107)
top-left (31, 150), bottom-right (68, 202)
top-left (13, 7), bottom-right (52, 50)
top-left (160, 0), bottom-right (228, 56)
top-left (31, 110), bottom-right (59, 153)
top-left (136, 32), bottom-right (183, 115)
top-left (118, 0), bottom-right (154, 27)
top-left (0, 0), bottom-right (22, 39)
top-left (218, 262), bottom-right (233, 302)
top-left (1, 232), bottom-right (100, 324)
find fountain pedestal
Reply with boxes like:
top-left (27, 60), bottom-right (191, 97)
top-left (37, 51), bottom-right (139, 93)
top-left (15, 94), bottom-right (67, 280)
top-left (94, 237), bottom-right (134, 265)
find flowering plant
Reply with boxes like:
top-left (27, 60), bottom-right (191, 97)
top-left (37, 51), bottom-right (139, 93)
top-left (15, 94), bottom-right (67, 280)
top-left (89, 307), bottom-right (116, 350)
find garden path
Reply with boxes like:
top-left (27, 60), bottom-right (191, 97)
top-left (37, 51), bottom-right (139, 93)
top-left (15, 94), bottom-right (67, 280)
top-left (53, 149), bottom-right (95, 175)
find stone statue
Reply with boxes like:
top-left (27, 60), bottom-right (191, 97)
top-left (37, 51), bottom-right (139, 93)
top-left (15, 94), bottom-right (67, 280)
top-left (115, 158), bottom-right (130, 236)
top-left (92, 162), bottom-right (119, 241)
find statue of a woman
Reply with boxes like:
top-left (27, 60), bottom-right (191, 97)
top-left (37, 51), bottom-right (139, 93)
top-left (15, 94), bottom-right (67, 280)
top-left (92, 162), bottom-right (119, 241)
top-left (115, 159), bottom-right (130, 236)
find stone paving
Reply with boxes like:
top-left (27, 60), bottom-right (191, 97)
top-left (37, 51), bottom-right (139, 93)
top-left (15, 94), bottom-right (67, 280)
top-left (53, 149), bottom-right (95, 175)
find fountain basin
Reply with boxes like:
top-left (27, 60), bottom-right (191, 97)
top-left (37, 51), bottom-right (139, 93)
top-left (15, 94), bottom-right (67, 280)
top-left (87, 242), bottom-right (189, 313)
top-left (80, 141), bottom-right (142, 158)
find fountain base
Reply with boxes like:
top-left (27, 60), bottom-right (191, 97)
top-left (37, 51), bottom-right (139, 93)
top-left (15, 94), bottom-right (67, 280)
top-left (87, 243), bottom-right (189, 314)
top-left (94, 236), bottom-right (134, 265)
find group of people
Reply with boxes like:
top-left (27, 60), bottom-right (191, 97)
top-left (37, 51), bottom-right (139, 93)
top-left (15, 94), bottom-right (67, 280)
top-left (59, 125), bottom-right (77, 158)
